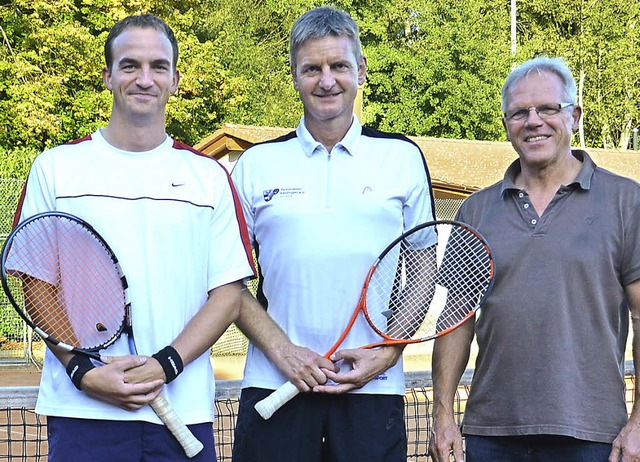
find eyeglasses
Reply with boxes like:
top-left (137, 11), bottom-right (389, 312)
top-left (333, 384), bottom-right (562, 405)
top-left (504, 103), bottom-right (574, 122)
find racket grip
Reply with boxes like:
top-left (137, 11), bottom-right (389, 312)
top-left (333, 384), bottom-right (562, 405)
top-left (254, 381), bottom-right (300, 420)
top-left (149, 393), bottom-right (204, 458)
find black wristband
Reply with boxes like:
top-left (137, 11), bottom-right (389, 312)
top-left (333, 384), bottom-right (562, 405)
top-left (152, 345), bottom-right (184, 383)
top-left (65, 355), bottom-right (96, 390)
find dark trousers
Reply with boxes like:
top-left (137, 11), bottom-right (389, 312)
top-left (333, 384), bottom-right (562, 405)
top-left (233, 387), bottom-right (407, 462)
top-left (47, 416), bottom-right (216, 462)
top-left (465, 434), bottom-right (613, 462)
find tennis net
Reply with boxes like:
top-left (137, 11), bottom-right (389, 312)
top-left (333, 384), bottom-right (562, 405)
top-left (1, 366), bottom-right (636, 461)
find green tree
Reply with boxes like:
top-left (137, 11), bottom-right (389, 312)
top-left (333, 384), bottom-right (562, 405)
top-left (1, 0), bottom-right (639, 174)
top-left (516, 0), bottom-right (640, 149)
top-left (190, 0), bottom-right (323, 128)
top-left (355, 0), bottom-right (512, 140)
top-left (0, 0), bottom-right (236, 179)
top-left (0, 0), bottom-right (107, 154)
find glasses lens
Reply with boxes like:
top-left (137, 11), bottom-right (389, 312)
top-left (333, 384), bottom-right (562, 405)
top-left (536, 105), bottom-right (561, 117)
top-left (507, 109), bottom-right (529, 121)
top-left (505, 104), bottom-right (570, 121)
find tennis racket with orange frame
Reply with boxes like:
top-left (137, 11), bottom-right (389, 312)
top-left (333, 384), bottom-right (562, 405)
top-left (0, 211), bottom-right (204, 457)
top-left (255, 220), bottom-right (494, 420)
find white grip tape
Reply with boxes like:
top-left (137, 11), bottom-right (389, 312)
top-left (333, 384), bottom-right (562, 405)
top-left (150, 394), bottom-right (204, 458)
top-left (254, 381), bottom-right (300, 420)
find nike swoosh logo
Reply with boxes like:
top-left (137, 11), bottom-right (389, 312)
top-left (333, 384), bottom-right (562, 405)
top-left (172, 183), bottom-right (185, 187)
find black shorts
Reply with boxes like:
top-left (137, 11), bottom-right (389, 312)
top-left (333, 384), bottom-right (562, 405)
top-left (232, 387), bottom-right (407, 462)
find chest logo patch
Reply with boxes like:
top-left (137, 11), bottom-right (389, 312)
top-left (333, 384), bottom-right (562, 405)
top-left (262, 187), bottom-right (305, 202)
top-left (263, 188), bottom-right (280, 202)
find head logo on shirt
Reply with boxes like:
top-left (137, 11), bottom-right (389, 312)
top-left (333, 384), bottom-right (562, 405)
top-left (263, 188), bottom-right (280, 202)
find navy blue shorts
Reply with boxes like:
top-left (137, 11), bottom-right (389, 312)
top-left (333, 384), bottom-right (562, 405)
top-left (465, 435), bottom-right (613, 462)
top-left (47, 416), bottom-right (216, 462)
top-left (232, 387), bottom-right (407, 462)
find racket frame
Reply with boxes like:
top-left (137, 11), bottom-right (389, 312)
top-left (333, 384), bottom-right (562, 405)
top-left (1, 211), bottom-right (128, 360)
top-left (360, 219), bottom-right (493, 348)
top-left (255, 219), bottom-right (494, 420)
top-left (0, 211), bottom-right (204, 457)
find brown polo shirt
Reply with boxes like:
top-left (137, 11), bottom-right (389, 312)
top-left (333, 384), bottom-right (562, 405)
top-left (457, 150), bottom-right (640, 443)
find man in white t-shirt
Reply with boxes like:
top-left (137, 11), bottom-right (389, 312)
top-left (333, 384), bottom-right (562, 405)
top-left (15, 14), bottom-right (255, 462)
top-left (231, 6), bottom-right (435, 462)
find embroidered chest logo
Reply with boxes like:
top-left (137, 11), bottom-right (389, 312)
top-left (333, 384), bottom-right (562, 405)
top-left (263, 188), bottom-right (280, 202)
top-left (262, 187), bottom-right (305, 202)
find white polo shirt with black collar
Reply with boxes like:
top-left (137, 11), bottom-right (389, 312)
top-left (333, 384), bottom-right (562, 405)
top-left (232, 117), bottom-right (435, 395)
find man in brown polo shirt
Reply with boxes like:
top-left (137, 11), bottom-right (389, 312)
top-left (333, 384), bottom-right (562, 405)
top-left (430, 56), bottom-right (640, 461)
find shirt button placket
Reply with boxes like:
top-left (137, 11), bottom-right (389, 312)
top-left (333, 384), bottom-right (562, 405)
top-left (517, 191), bottom-right (538, 228)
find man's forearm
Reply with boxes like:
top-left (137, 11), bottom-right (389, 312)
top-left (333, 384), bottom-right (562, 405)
top-left (431, 319), bottom-right (474, 418)
top-left (235, 288), bottom-right (292, 362)
top-left (172, 281), bottom-right (243, 366)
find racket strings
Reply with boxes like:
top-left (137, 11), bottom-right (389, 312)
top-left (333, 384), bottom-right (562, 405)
top-left (4, 216), bottom-right (126, 350)
top-left (365, 239), bottom-right (438, 340)
top-left (431, 229), bottom-right (492, 332)
top-left (364, 223), bottom-right (493, 341)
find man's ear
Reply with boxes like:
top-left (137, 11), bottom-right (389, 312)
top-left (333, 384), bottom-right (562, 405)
top-left (291, 67), bottom-right (299, 92)
top-left (171, 70), bottom-right (181, 95)
top-left (358, 55), bottom-right (367, 86)
top-left (102, 67), bottom-right (112, 91)
top-left (502, 118), bottom-right (510, 141)
top-left (571, 105), bottom-right (583, 132)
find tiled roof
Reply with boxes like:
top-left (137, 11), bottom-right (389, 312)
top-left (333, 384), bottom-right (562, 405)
top-left (196, 124), bottom-right (640, 191)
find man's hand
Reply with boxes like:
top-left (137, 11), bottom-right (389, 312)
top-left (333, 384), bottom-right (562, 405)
top-left (275, 343), bottom-right (337, 392)
top-left (80, 356), bottom-right (164, 410)
top-left (429, 414), bottom-right (465, 462)
top-left (123, 354), bottom-right (168, 385)
top-left (235, 290), bottom-right (336, 392)
top-left (610, 418), bottom-right (640, 462)
top-left (314, 346), bottom-right (402, 394)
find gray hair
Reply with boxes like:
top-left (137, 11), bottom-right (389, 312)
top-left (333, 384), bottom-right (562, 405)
top-left (501, 56), bottom-right (577, 112)
top-left (289, 6), bottom-right (362, 69)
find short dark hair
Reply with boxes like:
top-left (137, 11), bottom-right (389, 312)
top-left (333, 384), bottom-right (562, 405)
top-left (289, 6), bottom-right (362, 69)
top-left (104, 14), bottom-right (179, 71)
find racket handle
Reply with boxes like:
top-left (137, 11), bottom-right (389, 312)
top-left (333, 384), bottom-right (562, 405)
top-left (149, 393), bottom-right (204, 458)
top-left (254, 381), bottom-right (300, 420)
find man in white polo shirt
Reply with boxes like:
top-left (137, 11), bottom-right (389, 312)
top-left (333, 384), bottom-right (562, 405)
top-left (231, 6), bottom-right (435, 462)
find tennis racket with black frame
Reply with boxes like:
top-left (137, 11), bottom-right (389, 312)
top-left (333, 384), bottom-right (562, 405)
top-left (0, 211), bottom-right (204, 458)
top-left (254, 220), bottom-right (495, 420)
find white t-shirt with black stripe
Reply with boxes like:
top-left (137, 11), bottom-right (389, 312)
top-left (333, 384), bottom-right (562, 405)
top-left (18, 129), bottom-right (254, 424)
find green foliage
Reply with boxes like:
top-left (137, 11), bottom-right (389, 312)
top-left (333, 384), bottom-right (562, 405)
top-left (0, 146), bottom-right (38, 180)
top-left (516, 0), bottom-right (640, 148)
top-left (0, 0), bottom-right (638, 166)
top-left (0, 305), bottom-right (19, 339)
top-left (360, 0), bottom-right (510, 139)
top-left (192, 0), bottom-right (308, 128)
top-left (0, 0), bottom-right (110, 152)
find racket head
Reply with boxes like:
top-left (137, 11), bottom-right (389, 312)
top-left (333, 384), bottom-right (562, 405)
top-left (1, 212), bottom-right (129, 355)
top-left (361, 220), bottom-right (494, 344)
